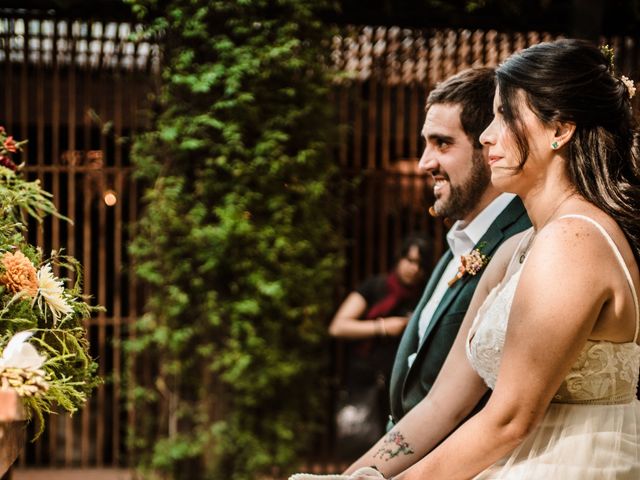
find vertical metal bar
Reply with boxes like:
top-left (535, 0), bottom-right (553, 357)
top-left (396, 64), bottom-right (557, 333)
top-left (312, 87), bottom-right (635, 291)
top-left (20, 14), bottom-right (29, 157)
top-left (51, 19), bottom-right (61, 260)
top-left (36, 21), bottom-right (45, 251)
top-left (367, 80), bottom-right (377, 170)
top-left (338, 86), bottom-right (348, 168)
top-left (17, 14), bottom-right (30, 467)
top-left (352, 82), bottom-right (362, 170)
top-left (364, 173), bottom-right (375, 278)
top-left (111, 169), bottom-right (123, 466)
top-left (4, 16), bottom-right (13, 133)
top-left (65, 15), bottom-right (78, 467)
top-left (112, 69), bottom-right (124, 466)
top-left (127, 173), bottom-right (138, 468)
top-left (96, 73), bottom-right (108, 468)
top-left (127, 69), bottom-right (141, 468)
top-left (81, 20), bottom-right (93, 466)
top-left (381, 83), bottom-right (390, 170)
top-left (408, 84), bottom-right (419, 161)
top-left (380, 84), bottom-right (391, 270)
top-left (35, 18), bottom-right (45, 252)
top-left (395, 85), bottom-right (405, 159)
top-left (379, 173), bottom-right (389, 272)
top-left (67, 17), bottom-right (77, 264)
top-left (366, 81), bottom-right (378, 281)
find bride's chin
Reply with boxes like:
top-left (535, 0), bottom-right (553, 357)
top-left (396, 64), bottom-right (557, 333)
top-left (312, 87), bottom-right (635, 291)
top-left (490, 174), bottom-right (518, 193)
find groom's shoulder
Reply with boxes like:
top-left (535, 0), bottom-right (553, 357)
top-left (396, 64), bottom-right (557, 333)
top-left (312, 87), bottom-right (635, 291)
top-left (493, 196), bottom-right (531, 232)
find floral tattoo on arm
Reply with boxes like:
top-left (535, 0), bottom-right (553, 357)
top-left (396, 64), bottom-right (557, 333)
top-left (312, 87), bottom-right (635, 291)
top-left (373, 431), bottom-right (415, 461)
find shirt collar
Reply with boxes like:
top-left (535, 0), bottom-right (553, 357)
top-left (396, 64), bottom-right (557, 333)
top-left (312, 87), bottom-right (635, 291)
top-left (446, 193), bottom-right (517, 258)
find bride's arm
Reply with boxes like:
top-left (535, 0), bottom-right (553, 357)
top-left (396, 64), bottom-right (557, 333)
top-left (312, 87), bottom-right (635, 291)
top-left (344, 232), bottom-right (527, 478)
top-left (394, 219), bottom-right (612, 480)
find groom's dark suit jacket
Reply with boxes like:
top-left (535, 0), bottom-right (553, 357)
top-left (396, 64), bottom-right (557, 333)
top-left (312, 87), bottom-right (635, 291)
top-left (388, 197), bottom-right (530, 426)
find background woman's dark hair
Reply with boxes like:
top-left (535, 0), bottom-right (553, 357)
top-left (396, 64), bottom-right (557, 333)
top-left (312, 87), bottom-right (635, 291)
top-left (496, 38), bottom-right (640, 261)
top-left (398, 235), bottom-right (430, 272)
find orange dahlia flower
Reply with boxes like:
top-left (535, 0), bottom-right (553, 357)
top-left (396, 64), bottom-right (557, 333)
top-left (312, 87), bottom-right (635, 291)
top-left (0, 251), bottom-right (38, 297)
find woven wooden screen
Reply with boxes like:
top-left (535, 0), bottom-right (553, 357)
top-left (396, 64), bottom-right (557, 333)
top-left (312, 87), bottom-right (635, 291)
top-left (2, 12), bottom-right (640, 469)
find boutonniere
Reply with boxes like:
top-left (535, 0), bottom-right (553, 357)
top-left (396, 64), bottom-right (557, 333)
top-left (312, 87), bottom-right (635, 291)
top-left (448, 243), bottom-right (490, 287)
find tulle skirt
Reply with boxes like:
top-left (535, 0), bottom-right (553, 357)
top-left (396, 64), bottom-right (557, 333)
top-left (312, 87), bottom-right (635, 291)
top-left (474, 400), bottom-right (640, 479)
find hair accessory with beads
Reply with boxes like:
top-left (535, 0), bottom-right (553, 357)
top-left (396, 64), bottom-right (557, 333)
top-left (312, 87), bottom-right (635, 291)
top-left (621, 75), bottom-right (636, 99)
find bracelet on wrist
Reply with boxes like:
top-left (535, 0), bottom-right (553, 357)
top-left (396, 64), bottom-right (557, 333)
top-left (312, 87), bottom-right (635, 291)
top-left (377, 317), bottom-right (387, 337)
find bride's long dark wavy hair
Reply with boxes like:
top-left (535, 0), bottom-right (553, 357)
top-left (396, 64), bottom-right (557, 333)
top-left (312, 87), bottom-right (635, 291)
top-left (496, 39), bottom-right (640, 262)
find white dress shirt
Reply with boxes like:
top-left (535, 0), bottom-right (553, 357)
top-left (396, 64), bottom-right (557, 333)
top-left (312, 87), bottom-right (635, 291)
top-left (407, 193), bottom-right (516, 368)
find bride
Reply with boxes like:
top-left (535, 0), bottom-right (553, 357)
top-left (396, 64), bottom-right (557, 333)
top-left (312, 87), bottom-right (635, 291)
top-left (293, 38), bottom-right (640, 479)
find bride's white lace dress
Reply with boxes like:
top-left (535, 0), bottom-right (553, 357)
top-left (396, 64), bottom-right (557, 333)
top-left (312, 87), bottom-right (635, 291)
top-left (468, 215), bottom-right (640, 479)
top-left (290, 215), bottom-right (640, 480)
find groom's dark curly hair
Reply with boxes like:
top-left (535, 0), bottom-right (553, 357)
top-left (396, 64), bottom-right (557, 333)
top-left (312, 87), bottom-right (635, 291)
top-left (425, 67), bottom-right (496, 149)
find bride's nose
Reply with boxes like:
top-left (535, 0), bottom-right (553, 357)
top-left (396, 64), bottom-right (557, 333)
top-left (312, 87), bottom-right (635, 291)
top-left (480, 118), bottom-right (497, 146)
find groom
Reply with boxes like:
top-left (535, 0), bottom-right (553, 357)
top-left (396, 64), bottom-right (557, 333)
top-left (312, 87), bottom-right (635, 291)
top-left (345, 67), bottom-right (530, 472)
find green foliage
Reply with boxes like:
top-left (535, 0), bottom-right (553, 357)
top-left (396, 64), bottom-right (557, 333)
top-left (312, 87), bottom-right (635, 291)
top-left (126, 1), bottom-right (343, 478)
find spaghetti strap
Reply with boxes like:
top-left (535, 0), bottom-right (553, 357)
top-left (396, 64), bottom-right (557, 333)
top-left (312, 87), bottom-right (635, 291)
top-left (557, 214), bottom-right (640, 342)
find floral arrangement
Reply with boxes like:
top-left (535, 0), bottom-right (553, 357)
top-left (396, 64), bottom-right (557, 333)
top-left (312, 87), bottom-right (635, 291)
top-left (0, 127), bottom-right (100, 436)
top-left (448, 243), bottom-right (490, 287)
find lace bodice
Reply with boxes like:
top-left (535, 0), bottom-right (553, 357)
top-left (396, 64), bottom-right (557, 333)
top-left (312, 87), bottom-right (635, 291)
top-left (466, 217), bottom-right (640, 405)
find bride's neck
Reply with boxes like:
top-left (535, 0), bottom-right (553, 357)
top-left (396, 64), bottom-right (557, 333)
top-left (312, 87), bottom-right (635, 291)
top-left (521, 177), bottom-right (578, 232)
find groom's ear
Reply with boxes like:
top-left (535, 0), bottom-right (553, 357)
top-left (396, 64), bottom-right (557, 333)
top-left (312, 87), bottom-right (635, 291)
top-left (552, 121), bottom-right (576, 148)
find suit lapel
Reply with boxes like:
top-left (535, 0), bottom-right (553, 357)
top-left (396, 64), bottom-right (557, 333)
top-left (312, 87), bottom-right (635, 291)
top-left (422, 251), bottom-right (453, 308)
top-left (393, 197), bottom-right (529, 420)
top-left (415, 197), bottom-right (526, 350)
top-left (396, 250), bottom-right (453, 358)
top-left (418, 266), bottom-right (467, 347)
top-left (389, 248), bottom-right (453, 413)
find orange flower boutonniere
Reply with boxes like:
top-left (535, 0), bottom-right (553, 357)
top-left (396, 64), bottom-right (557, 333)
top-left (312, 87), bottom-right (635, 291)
top-left (448, 243), bottom-right (490, 287)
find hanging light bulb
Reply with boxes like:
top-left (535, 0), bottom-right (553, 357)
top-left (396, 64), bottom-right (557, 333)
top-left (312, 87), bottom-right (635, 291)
top-left (103, 189), bottom-right (117, 207)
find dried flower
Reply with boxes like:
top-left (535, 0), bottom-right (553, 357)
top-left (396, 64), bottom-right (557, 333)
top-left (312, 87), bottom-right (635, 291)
top-left (0, 126), bottom-right (26, 163)
top-left (3, 136), bottom-right (16, 153)
top-left (600, 44), bottom-right (615, 73)
top-left (0, 251), bottom-right (38, 296)
top-left (0, 366), bottom-right (49, 397)
top-left (621, 75), bottom-right (636, 99)
top-left (0, 155), bottom-right (17, 171)
top-left (448, 245), bottom-right (490, 287)
top-left (36, 263), bottom-right (73, 324)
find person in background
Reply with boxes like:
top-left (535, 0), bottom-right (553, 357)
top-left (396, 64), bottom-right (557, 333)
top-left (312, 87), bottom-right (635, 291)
top-left (329, 236), bottom-right (429, 457)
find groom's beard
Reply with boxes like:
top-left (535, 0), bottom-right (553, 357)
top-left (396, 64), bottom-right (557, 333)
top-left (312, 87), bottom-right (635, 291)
top-left (432, 150), bottom-right (491, 221)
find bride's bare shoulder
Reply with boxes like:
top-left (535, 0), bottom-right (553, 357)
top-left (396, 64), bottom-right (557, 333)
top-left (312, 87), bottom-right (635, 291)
top-left (527, 212), bottom-right (629, 285)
